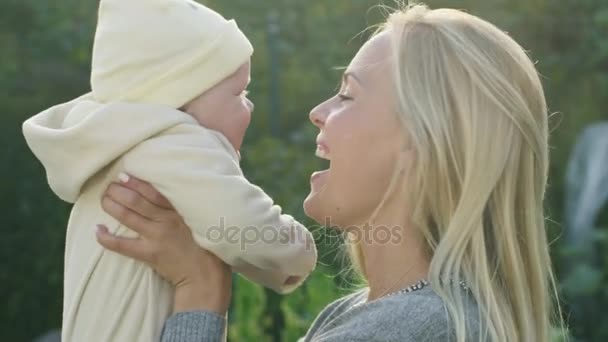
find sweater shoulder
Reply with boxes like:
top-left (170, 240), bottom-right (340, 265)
top-left (303, 287), bottom-right (480, 342)
top-left (364, 288), bottom-right (481, 341)
top-left (301, 288), bottom-right (368, 340)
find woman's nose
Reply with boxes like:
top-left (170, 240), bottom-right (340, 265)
top-left (309, 102), bottom-right (328, 128)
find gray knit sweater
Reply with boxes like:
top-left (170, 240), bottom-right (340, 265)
top-left (161, 286), bottom-right (481, 341)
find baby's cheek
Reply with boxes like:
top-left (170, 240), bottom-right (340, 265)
top-left (242, 108), bottom-right (252, 129)
top-left (235, 103), bottom-right (251, 129)
top-left (225, 108), bottom-right (250, 149)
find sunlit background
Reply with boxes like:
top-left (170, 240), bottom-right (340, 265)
top-left (1, 0), bottom-right (607, 341)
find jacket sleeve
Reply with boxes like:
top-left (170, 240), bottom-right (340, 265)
top-left (123, 124), bottom-right (316, 293)
top-left (161, 311), bottom-right (226, 342)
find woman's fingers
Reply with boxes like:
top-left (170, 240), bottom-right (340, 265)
top-left (96, 225), bottom-right (150, 262)
top-left (101, 195), bottom-right (159, 237)
top-left (105, 183), bottom-right (170, 223)
top-left (117, 173), bottom-right (174, 209)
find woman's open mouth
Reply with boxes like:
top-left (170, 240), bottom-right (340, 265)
top-left (311, 144), bottom-right (331, 186)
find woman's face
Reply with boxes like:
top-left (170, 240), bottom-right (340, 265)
top-left (304, 31), bottom-right (407, 228)
top-left (184, 61), bottom-right (254, 155)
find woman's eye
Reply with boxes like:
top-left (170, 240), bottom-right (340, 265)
top-left (338, 93), bottom-right (353, 101)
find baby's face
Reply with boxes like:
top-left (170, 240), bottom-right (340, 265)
top-left (183, 61), bottom-right (254, 154)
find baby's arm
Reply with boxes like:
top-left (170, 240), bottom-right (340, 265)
top-left (122, 124), bottom-right (316, 293)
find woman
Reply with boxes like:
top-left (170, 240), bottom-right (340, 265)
top-left (97, 4), bottom-right (563, 341)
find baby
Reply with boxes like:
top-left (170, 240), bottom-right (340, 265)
top-left (22, 0), bottom-right (317, 341)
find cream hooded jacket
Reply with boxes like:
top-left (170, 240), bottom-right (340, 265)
top-left (22, 94), bottom-right (317, 341)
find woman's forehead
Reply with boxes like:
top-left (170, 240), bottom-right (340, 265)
top-left (346, 31), bottom-right (392, 83)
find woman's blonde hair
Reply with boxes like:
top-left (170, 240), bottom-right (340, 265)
top-left (349, 3), bottom-right (564, 341)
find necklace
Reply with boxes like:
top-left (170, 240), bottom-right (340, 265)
top-left (354, 279), bottom-right (468, 308)
top-left (382, 279), bottom-right (430, 298)
top-left (382, 279), bottom-right (469, 299)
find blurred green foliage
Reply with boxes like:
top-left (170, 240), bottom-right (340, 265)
top-left (1, 0), bottom-right (607, 341)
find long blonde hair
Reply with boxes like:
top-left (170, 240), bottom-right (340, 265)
top-left (349, 4), bottom-right (564, 341)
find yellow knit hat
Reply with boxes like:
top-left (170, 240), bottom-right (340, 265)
top-left (91, 0), bottom-right (253, 108)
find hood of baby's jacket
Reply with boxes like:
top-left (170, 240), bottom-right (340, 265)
top-left (22, 93), bottom-right (195, 203)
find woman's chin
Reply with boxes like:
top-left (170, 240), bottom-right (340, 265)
top-left (303, 189), bottom-right (319, 217)
top-left (303, 195), bottom-right (314, 217)
top-left (304, 170), bottom-right (329, 222)
top-left (303, 196), bottom-right (325, 225)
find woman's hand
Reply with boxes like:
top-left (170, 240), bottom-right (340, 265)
top-left (96, 174), bottom-right (232, 314)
